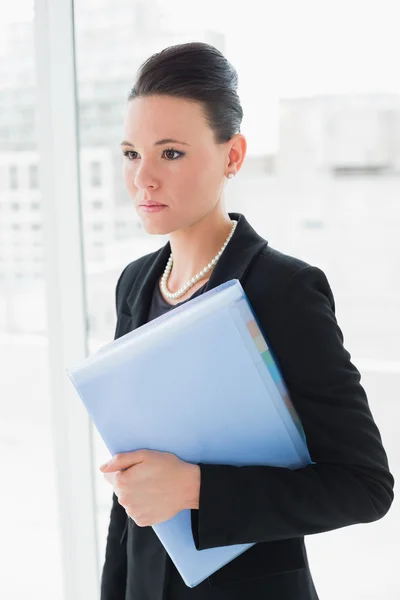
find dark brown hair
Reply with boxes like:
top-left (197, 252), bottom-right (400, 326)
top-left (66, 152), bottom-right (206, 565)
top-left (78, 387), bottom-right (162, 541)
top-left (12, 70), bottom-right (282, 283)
top-left (128, 42), bottom-right (243, 144)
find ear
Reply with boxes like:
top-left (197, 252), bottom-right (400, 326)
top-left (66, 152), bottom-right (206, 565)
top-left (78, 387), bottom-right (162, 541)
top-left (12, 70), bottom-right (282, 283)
top-left (226, 133), bottom-right (247, 175)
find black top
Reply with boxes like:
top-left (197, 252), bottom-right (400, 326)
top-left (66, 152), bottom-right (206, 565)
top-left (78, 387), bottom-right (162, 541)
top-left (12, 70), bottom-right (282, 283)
top-left (147, 277), bottom-right (210, 599)
top-left (147, 278), bottom-right (209, 322)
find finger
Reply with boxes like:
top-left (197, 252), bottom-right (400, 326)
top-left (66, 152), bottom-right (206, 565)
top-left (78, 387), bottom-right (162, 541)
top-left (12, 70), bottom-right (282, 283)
top-left (100, 450), bottom-right (147, 472)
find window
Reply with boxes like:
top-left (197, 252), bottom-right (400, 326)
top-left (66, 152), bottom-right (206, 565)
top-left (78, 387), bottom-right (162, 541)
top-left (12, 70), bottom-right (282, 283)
top-left (92, 200), bottom-right (103, 209)
top-left (9, 165), bottom-right (18, 189)
top-left (92, 223), bottom-right (104, 231)
top-left (0, 4), bottom-right (63, 600)
top-left (90, 161), bottom-right (102, 187)
top-left (29, 164), bottom-right (39, 189)
top-left (72, 3), bottom-right (400, 598)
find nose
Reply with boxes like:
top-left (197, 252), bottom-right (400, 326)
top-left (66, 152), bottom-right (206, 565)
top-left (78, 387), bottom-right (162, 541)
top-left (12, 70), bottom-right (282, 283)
top-left (133, 159), bottom-right (158, 191)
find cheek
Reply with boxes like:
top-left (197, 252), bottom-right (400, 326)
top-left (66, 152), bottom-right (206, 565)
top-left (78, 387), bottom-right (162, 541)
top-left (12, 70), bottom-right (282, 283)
top-left (122, 162), bottom-right (137, 193)
top-left (175, 160), bottom-right (208, 189)
top-left (195, 160), bottom-right (221, 191)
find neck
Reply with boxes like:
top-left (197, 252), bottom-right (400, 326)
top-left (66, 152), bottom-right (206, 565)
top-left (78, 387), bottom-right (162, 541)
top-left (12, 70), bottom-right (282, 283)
top-left (167, 208), bottom-right (234, 290)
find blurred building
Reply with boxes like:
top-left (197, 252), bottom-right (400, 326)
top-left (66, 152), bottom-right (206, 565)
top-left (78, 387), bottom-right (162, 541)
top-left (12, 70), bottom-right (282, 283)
top-left (278, 94), bottom-right (400, 176)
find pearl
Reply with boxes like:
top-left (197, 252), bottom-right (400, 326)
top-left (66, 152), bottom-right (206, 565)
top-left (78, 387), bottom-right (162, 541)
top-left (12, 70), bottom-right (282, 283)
top-left (161, 219), bottom-right (238, 300)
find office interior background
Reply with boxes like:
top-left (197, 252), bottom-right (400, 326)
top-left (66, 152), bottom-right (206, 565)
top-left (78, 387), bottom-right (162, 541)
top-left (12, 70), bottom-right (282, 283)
top-left (0, 0), bottom-right (399, 598)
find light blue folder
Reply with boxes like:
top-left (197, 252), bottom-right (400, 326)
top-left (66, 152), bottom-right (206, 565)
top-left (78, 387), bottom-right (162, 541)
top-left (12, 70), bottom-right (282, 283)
top-left (67, 279), bottom-right (313, 588)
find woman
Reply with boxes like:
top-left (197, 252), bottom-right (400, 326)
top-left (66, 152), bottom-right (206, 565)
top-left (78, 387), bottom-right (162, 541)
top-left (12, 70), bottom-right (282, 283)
top-left (99, 42), bottom-right (394, 600)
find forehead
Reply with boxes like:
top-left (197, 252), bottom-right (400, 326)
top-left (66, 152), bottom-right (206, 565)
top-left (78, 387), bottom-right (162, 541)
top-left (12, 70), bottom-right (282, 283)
top-left (123, 95), bottom-right (211, 143)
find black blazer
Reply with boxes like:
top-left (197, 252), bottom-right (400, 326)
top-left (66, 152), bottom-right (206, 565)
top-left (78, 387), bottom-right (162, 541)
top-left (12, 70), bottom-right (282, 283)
top-left (100, 212), bottom-right (394, 600)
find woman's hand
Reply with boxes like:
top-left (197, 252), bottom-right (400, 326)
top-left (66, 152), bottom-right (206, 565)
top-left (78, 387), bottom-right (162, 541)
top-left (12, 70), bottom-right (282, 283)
top-left (100, 450), bottom-right (200, 527)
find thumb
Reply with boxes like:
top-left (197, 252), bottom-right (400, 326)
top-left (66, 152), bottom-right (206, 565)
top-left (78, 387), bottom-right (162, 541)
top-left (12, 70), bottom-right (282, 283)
top-left (99, 450), bottom-right (146, 472)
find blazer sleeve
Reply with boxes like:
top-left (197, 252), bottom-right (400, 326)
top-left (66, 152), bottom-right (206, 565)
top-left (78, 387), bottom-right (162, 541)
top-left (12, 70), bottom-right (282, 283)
top-left (191, 265), bottom-right (395, 550)
top-left (100, 265), bottom-right (132, 599)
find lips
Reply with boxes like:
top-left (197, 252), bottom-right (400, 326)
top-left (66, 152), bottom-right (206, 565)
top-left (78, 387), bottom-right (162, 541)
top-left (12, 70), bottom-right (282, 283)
top-left (140, 201), bottom-right (166, 207)
top-left (139, 203), bottom-right (167, 213)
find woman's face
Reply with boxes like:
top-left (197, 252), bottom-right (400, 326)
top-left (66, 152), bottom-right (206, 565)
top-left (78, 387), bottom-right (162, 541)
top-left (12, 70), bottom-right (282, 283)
top-left (121, 94), bottom-right (235, 235)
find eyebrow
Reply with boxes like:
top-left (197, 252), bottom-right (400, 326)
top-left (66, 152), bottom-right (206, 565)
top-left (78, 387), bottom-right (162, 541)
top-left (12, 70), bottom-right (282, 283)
top-left (120, 138), bottom-right (190, 147)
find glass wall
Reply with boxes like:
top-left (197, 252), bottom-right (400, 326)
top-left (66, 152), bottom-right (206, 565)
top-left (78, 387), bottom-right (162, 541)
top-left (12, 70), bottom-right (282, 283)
top-left (73, 2), bottom-right (399, 598)
top-left (0, 1), bottom-right (64, 598)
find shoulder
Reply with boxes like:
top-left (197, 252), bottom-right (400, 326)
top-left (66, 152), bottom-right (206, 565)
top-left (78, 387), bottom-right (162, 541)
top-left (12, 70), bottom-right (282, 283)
top-left (247, 246), bottom-right (341, 373)
top-left (246, 243), bottom-right (334, 310)
top-left (114, 248), bottom-right (161, 314)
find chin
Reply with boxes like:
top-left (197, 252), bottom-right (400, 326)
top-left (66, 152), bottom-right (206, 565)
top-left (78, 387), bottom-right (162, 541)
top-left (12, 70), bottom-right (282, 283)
top-left (139, 217), bottom-right (173, 236)
top-left (143, 225), bottom-right (171, 236)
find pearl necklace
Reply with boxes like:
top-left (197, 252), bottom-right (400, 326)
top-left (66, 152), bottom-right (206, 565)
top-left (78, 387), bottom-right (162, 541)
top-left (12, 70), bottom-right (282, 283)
top-left (161, 219), bottom-right (238, 300)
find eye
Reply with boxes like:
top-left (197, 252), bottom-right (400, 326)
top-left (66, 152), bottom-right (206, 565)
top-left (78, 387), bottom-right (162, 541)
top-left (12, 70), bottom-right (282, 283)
top-left (122, 150), bottom-right (138, 161)
top-left (162, 148), bottom-right (184, 160)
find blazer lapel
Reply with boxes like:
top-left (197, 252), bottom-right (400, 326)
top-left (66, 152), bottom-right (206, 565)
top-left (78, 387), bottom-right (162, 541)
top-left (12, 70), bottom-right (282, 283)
top-left (206, 212), bottom-right (268, 288)
top-left (126, 212), bottom-right (268, 331)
